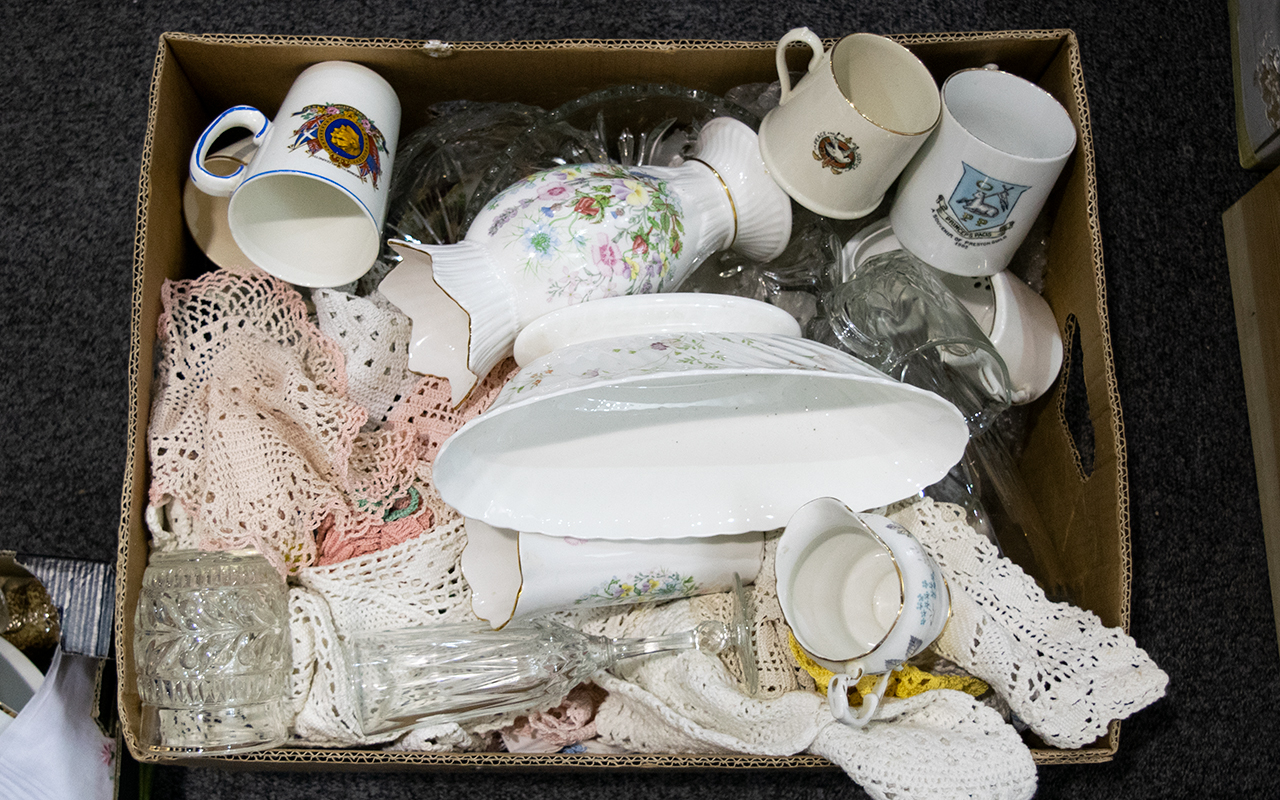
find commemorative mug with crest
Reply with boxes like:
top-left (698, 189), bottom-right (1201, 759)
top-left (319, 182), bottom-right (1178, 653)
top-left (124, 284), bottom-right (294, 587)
top-left (188, 61), bottom-right (401, 287)
top-left (757, 29), bottom-right (941, 220)
top-left (888, 67), bottom-right (1077, 277)
top-left (775, 498), bottom-right (951, 728)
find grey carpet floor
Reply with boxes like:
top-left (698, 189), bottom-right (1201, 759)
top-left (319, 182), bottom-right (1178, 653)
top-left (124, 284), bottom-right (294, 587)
top-left (2, 1), bottom-right (1275, 798)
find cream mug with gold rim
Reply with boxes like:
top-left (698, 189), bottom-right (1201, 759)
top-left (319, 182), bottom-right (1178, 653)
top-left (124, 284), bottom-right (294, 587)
top-left (775, 498), bottom-right (950, 727)
top-left (757, 28), bottom-right (940, 220)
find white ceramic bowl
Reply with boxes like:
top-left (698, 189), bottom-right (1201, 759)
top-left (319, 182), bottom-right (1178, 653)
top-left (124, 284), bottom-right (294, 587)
top-left (513, 293), bottom-right (802, 366)
top-left (434, 331), bottom-right (969, 539)
top-left (842, 218), bottom-right (1063, 404)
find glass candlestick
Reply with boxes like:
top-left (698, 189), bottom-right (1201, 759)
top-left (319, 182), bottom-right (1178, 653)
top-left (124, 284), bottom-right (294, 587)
top-left (345, 575), bottom-right (757, 736)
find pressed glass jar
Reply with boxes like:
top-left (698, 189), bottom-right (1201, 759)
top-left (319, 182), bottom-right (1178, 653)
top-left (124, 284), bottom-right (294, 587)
top-left (133, 549), bottom-right (291, 756)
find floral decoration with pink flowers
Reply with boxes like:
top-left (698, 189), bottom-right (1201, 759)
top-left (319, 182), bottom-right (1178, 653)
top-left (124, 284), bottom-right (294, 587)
top-left (483, 163), bottom-right (685, 303)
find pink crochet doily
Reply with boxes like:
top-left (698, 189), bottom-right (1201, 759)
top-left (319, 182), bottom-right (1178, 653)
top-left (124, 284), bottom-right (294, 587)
top-left (147, 268), bottom-right (516, 574)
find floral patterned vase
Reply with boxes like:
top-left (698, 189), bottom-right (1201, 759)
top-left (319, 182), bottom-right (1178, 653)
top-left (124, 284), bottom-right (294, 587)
top-left (461, 517), bottom-right (766, 628)
top-left (379, 116), bottom-right (792, 405)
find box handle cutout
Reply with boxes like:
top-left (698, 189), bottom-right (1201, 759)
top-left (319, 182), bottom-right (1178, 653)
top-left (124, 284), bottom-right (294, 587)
top-left (1059, 313), bottom-right (1095, 479)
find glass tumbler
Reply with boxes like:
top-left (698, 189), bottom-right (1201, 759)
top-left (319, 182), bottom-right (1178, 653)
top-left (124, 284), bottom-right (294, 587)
top-left (133, 549), bottom-right (291, 756)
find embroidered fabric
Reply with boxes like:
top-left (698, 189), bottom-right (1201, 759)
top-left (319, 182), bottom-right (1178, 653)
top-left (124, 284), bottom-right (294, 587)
top-left (895, 498), bottom-right (1169, 749)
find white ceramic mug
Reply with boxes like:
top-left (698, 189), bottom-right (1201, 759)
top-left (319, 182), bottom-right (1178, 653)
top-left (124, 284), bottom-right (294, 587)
top-left (775, 498), bottom-right (950, 727)
top-left (889, 66), bottom-right (1076, 277)
top-left (188, 61), bottom-right (401, 287)
top-left (462, 518), bottom-right (766, 628)
top-left (758, 28), bottom-right (940, 220)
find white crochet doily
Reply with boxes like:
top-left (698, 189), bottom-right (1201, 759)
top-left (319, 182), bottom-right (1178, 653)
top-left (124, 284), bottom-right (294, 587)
top-left (896, 499), bottom-right (1168, 748)
top-left (312, 289), bottom-right (421, 429)
top-left (574, 574), bottom-right (1037, 800)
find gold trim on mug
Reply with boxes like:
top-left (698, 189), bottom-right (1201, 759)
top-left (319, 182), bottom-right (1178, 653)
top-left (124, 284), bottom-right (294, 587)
top-left (826, 34), bottom-right (941, 138)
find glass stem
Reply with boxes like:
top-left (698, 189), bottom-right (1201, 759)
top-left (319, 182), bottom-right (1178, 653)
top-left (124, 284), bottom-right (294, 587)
top-left (605, 628), bottom-right (703, 666)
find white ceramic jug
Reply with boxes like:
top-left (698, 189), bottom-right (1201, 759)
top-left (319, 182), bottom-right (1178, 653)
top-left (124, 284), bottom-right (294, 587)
top-left (776, 498), bottom-right (951, 727)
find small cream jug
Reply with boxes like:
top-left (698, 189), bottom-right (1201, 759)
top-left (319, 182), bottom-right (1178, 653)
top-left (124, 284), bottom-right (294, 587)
top-left (775, 498), bottom-right (951, 727)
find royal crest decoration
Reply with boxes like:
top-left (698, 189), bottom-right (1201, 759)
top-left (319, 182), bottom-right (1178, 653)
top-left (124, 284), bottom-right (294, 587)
top-left (289, 104), bottom-right (389, 189)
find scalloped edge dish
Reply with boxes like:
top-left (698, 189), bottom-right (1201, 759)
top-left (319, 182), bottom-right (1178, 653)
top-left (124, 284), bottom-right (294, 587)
top-left (434, 331), bottom-right (969, 539)
top-left (513, 293), bottom-right (802, 366)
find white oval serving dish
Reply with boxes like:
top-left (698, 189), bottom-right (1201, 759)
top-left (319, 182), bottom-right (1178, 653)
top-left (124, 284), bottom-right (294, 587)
top-left (434, 331), bottom-right (969, 539)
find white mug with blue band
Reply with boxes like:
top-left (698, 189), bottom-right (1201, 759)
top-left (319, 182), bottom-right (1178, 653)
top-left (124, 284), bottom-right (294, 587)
top-left (188, 61), bottom-right (400, 287)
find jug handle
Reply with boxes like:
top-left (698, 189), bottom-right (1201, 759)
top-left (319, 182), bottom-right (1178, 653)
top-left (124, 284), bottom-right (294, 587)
top-left (828, 670), bottom-right (893, 728)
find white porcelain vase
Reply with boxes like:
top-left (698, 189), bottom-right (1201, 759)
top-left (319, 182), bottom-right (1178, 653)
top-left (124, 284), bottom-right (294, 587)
top-left (462, 518), bottom-right (766, 628)
top-left (379, 116), bottom-right (793, 405)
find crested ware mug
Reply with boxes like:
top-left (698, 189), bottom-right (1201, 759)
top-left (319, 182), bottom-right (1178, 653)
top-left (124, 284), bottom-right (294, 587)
top-left (379, 116), bottom-right (793, 406)
top-left (188, 61), bottom-right (401, 287)
top-left (757, 28), bottom-right (941, 220)
top-left (775, 498), bottom-right (950, 728)
top-left (888, 66), bottom-right (1077, 277)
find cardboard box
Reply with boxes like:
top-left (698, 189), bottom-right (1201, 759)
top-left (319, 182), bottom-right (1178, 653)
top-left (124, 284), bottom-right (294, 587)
top-left (115, 30), bottom-right (1128, 768)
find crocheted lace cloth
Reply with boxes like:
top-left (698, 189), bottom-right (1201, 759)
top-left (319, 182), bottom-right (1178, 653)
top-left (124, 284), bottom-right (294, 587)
top-left (146, 273), bottom-right (1163, 792)
top-left (287, 511), bottom-right (478, 746)
top-left (893, 499), bottom-right (1170, 749)
top-left (279, 496), bottom-right (1167, 798)
top-left (146, 272), bottom-right (513, 573)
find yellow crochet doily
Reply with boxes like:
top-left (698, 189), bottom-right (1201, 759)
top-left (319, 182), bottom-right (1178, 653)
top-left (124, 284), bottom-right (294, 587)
top-left (788, 633), bottom-right (989, 706)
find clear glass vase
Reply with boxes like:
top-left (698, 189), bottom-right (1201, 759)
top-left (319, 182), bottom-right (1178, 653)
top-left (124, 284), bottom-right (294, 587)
top-left (345, 577), bottom-right (757, 737)
top-left (132, 549), bottom-right (292, 756)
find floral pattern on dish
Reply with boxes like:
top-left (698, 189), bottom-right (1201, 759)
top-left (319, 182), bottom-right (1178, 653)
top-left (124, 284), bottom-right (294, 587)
top-left (497, 332), bottom-right (881, 405)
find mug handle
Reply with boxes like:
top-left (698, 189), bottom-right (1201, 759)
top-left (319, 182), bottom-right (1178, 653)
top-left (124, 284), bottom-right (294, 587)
top-left (775, 27), bottom-right (825, 105)
top-left (827, 670), bottom-right (893, 728)
top-left (189, 105), bottom-right (271, 197)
